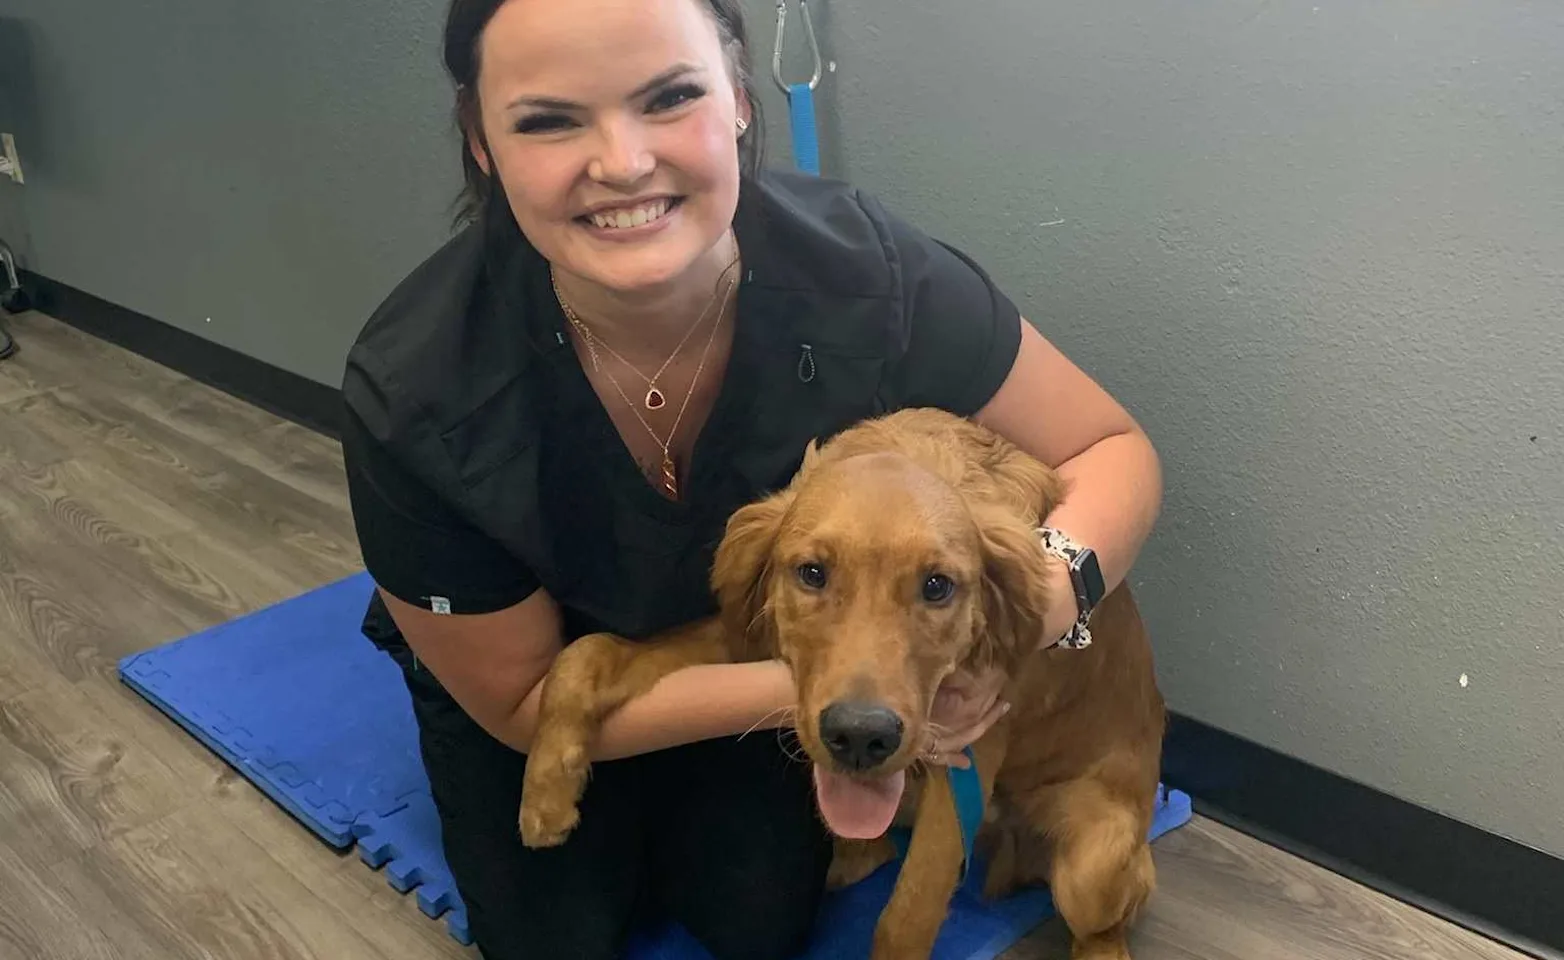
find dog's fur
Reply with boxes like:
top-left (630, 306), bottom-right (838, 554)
top-left (519, 408), bottom-right (1167, 960)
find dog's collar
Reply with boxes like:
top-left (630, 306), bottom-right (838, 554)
top-left (949, 747), bottom-right (986, 882)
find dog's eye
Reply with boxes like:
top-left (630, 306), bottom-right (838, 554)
top-left (797, 563), bottom-right (828, 589)
top-left (922, 574), bottom-right (956, 603)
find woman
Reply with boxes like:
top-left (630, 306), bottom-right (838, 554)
top-left (339, 0), bottom-right (1164, 958)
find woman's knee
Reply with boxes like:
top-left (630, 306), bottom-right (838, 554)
top-left (466, 902), bottom-right (634, 960)
top-left (652, 736), bottom-right (832, 957)
top-left (409, 671), bottom-right (650, 960)
top-left (436, 772), bottom-right (649, 960)
top-left (693, 898), bottom-right (822, 960)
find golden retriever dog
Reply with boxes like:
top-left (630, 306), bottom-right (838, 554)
top-left (519, 408), bottom-right (1167, 960)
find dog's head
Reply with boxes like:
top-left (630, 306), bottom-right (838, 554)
top-left (710, 415), bottom-right (1064, 838)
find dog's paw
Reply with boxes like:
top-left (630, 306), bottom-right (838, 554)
top-left (982, 868), bottom-right (1020, 902)
top-left (980, 838), bottom-right (1020, 901)
top-left (517, 738), bottom-right (589, 848)
top-left (519, 796), bottom-right (581, 848)
top-left (870, 924), bottom-right (936, 960)
top-left (1071, 933), bottom-right (1132, 960)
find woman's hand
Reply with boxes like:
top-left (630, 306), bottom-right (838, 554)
top-left (925, 665), bottom-right (1011, 768)
top-left (920, 557), bottom-right (1085, 767)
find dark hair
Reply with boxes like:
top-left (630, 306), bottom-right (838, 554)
top-left (442, 0), bottom-right (766, 225)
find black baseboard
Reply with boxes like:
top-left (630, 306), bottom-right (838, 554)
top-left (20, 271), bottom-right (343, 438)
top-left (1163, 714), bottom-right (1563, 960)
top-left (17, 270), bottom-right (1564, 960)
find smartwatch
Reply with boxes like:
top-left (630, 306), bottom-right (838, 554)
top-left (1037, 527), bottom-right (1104, 650)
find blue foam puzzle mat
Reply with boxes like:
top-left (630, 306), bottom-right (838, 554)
top-left (119, 572), bottom-right (1193, 958)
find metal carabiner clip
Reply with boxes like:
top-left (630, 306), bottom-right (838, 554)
top-left (773, 0), bottom-right (823, 94)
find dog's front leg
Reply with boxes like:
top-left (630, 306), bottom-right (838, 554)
top-left (519, 619), bottom-right (728, 847)
top-left (871, 730), bottom-right (1009, 959)
top-left (870, 770), bottom-right (963, 960)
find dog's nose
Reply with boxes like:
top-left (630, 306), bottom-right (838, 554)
top-left (818, 701), bottom-right (904, 771)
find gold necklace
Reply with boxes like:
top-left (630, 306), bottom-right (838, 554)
top-left (552, 255), bottom-right (738, 411)
top-left (553, 267), bottom-right (738, 500)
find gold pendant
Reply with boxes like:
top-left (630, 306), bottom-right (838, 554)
top-left (644, 386), bottom-right (667, 410)
top-left (661, 453), bottom-right (679, 499)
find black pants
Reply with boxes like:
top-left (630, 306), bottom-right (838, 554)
top-left (396, 650), bottom-right (834, 960)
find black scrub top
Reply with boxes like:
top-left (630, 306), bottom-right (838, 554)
top-left (340, 168), bottom-right (1024, 651)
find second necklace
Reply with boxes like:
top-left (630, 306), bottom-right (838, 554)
top-left (554, 263), bottom-right (732, 412)
top-left (553, 264), bottom-right (739, 500)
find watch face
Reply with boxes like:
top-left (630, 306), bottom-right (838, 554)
top-left (1074, 548), bottom-right (1105, 609)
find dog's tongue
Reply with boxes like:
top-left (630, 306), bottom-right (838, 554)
top-left (812, 767), bottom-right (907, 839)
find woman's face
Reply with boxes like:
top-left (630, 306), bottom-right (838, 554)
top-left (470, 0), bottom-right (749, 294)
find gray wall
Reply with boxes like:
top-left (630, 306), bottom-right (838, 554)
top-left (0, 0), bottom-right (460, 385)
top-left (1, 1), bottom-right (1560, 855)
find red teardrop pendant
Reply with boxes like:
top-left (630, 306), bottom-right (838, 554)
top-left (644, 386), bottom-right (667, 410)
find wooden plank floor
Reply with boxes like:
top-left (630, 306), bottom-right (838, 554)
top-left (0, 310), bottom-right (1529, 960)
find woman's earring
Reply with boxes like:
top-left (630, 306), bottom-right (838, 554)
top-left (736, 117), bottom-right (749, 136)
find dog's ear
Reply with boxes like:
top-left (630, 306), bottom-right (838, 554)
top-left (969, 502), bottom-right (1057, 675)
top-left (710, 489), bottom-right (795, 661)
top-left (985, 441), bottom-right (1070, 526)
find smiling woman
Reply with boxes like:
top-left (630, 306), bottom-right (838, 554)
top-left (338, 0), bottom-right (1163, 957)
top-left (457, 0), bottom-right (754, 302)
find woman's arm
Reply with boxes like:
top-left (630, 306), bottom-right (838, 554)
top-left (380, 588), bottom-right (795, 760)
top-left (974, 320), bottom-right (1165, 644)
top-left (342, 400), bottom-right (796, 762)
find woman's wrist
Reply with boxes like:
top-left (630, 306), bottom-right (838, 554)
top-left (750, 658), bottom-right (799, 731)
top-left (1042, 555), bottom-right (1082, 648)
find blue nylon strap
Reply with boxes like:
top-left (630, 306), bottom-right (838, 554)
top-left (949, 746), bottom-right (986, 882)
top-left (788, 81), bottom-right (821, 175)
top-left (887, 746), bottom-right (986, 882)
